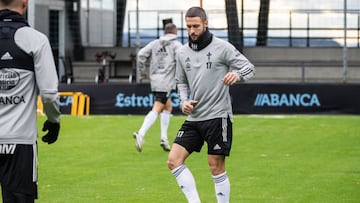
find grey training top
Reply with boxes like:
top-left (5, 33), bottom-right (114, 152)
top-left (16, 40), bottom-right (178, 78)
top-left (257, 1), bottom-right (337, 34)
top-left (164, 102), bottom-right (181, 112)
top-left (0, 24), bottom-right (60, 144)
top-left (176, 36), bottom-right (255, 121)
top-left (137, 33), bottom-right (183, 94)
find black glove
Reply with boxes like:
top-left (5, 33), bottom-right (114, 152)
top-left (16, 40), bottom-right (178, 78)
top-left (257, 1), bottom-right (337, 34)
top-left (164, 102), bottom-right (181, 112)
top-left (42, 120), bottom-right (60, 144)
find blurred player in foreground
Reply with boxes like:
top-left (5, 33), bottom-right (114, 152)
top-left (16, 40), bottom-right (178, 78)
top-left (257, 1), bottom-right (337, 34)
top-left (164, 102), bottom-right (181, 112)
top-left (0, 0), bottom-right (61, 202)
top-left (167, 7), bottom-right (255, 203)
top-left (133, 23), bottom-right (182, 152)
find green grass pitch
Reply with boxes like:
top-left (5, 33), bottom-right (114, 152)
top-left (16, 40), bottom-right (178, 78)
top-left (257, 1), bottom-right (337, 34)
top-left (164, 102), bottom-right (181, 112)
top-left (1, 115), bottom-right (360, 202)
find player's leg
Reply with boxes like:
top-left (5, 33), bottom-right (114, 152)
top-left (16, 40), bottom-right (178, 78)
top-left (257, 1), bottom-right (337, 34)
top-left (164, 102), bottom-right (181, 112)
top-left (167, 121), bottom-right (204, 203)
top-left (134, 92), bottom-right (165, 151)
top-left (204, 117), bottom-right (233, 203)
top-left (208, 155), bottom-right (230, 203)
top-left (2, 190), bottom-right (36, 203)
top-left (168, 144), bottom-right (200, 203)
top-left (1, 144), bottom-right (38, 203)
top-left (138, 100), bottom-right (164, 136)
top-left (160, 98), bottom-right (173, 151)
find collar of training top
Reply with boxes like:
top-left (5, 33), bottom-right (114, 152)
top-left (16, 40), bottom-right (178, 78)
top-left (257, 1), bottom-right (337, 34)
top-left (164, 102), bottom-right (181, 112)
top-left (0, 9), bottom-right (28, 25)
top-left (188, 29), bottom-right (213, 51)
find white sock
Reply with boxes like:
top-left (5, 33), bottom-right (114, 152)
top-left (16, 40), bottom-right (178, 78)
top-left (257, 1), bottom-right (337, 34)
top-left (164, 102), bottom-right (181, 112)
top-left (171, 165), bottom-right (201, 203)
top-left (212, 172), bottom-right (230, 203)
top-left (160, 110), bottom-right (171, 140)
top-left (138, 110), bottom-right (158, 137)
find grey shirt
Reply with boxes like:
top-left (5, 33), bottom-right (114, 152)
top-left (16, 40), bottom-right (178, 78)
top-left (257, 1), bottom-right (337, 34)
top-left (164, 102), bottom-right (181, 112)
top-left (0, 26), bottom-right (60, 144)
top-left (176, 36), bottom-right (255, 121)
top-left (137, 33), bottom-right (182, 94)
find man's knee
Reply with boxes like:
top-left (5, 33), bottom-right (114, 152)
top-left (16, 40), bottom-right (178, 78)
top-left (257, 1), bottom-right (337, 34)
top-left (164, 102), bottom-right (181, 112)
top-left (208, 155), bottom-right (226, 175)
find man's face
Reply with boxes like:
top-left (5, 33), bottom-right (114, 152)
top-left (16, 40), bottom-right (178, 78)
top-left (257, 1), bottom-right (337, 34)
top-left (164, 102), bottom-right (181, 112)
top-left (185, 17), bottom-right (208, 41)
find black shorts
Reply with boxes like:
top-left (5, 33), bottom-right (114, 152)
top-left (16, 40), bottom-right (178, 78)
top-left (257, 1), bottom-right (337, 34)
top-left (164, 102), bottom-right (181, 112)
top-left (174, 117), bottom-right (233, 156)
top-left (0, 144), bottom-right (38, 201)
top-left (153, 91), bottom-right (169, 104)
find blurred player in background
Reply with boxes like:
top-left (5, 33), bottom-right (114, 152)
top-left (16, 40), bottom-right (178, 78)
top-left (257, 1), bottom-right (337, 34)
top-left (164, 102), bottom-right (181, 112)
top-left (133, 23), bottom-right (182, 152)
top-left (0, 0), bottom-right (61, 202)
top-left (167, 7), bottom-right (255, 203)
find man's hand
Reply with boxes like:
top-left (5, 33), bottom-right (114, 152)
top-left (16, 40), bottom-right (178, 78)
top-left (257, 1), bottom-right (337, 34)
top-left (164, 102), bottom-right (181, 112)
top-left (222, 72), bottom-right (239, 86)
top-left (182, 100), bottom-right (198, 115)
top-left (42, 120), bottom-right (60, 144)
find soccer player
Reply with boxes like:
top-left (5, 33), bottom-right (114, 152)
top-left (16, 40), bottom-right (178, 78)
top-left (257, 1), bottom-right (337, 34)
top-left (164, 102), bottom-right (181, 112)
top-left (167, 7), bottom-right (255, 203)
top-left (133, 23), bottom-right (182, 152)
top-left (0, 0), bottom-right (61, 202)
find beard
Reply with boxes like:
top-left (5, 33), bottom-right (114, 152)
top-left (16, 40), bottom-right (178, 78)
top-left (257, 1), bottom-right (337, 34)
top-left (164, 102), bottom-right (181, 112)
top-left (189, 27), bottom-right (207, 42)
top-left (190, 34), bottom-right (199, 41)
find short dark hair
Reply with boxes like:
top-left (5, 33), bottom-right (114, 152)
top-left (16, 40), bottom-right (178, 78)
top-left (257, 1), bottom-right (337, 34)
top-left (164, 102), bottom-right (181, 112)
top-left (185, 6), bottom-right (207, 21)
top-left (164, 23), bottom-right (177, 34)
top-left (0, 0), bottom-right (15, 6)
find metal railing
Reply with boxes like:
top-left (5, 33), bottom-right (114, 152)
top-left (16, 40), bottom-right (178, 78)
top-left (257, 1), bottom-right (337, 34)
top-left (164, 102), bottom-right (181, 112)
top-left (125, 9), bottom-right (360, 48)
